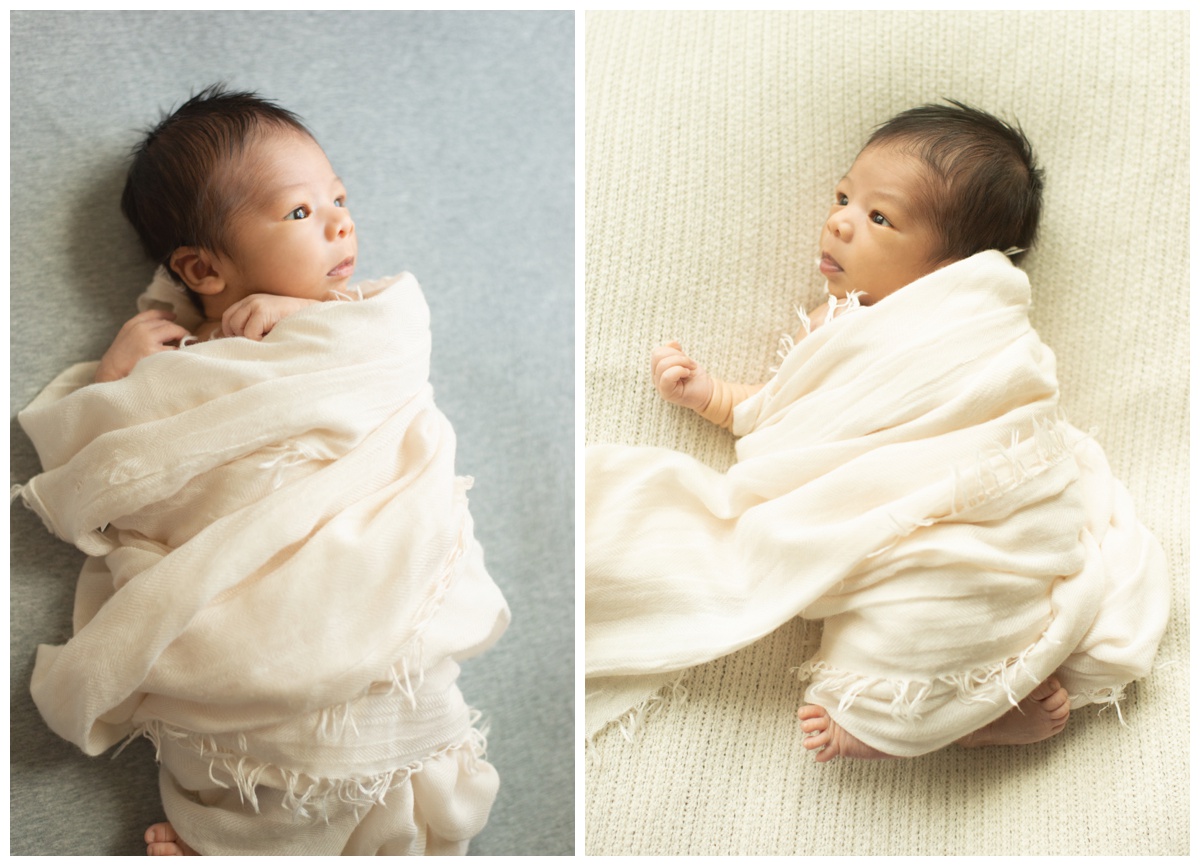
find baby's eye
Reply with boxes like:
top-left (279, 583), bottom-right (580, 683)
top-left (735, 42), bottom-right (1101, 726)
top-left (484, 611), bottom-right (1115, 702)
top-left (334, 196), bottom-right (346, 208)
top-left (284, 206), bottom-right (310, 221)
top-left (871, 211), bottom-right (892, 227)
top-left (836, 193), bottom-right (848, 206)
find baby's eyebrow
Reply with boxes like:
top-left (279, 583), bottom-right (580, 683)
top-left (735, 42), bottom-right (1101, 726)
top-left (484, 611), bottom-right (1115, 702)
top-left (872, 190), bottom-right (908, 205)
top-left (275, 175), bottom-right (345, 195)
top-left (839, 176), bottom-right (909, 208)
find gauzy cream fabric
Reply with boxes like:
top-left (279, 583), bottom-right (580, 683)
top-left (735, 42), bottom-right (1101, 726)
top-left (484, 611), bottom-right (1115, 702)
top-left (15, 272), bottom-right (510, 854)
top-left (586, 252), bottom-right (1168, 757)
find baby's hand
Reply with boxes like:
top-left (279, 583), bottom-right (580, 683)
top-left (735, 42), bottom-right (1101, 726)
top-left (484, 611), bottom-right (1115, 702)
top-left (94, 310), bottom-right (191, 383)
top-left (651, 340), bottom-right (714, 411)
top-left (222, 294), bottom-right (318, 341)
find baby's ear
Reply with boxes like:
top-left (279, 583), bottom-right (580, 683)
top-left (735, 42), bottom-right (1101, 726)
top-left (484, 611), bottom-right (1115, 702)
top-left (169, 247), bottom-right (226, 296)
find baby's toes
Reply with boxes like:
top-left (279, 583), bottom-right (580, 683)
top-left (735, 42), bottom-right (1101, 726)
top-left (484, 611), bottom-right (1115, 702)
top-left (797, 704), bottom-right (827, 722)
top-left (1039, 686), bottom-right (1070, 714)
top-left (146, 824), bottom-right (175, 843)
top-left (800, 718), bottom-right (827, 737)
top-left (798, 705), bottom-right (836, 751)
top-left (803, 727), bottom-right (831, 751)
top-left (1029, 676), bottom-right (1061, 702)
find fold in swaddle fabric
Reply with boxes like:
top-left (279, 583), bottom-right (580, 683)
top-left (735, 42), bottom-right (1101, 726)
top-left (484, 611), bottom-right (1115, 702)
top-left (586, 251), bottom-right (1167, 756)
top-left (17, 271), bottom-right (509, 853)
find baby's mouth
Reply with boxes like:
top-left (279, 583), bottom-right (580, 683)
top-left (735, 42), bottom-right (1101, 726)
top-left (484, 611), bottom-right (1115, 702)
top-left (819, 252), bottom-right (843, 275)
top-left (327, 256), bottom-right (356, 278)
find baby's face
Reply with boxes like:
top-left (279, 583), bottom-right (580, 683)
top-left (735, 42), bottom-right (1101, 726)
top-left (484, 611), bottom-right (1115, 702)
top-left (214, 130), bottom-right (357, 303)
top-left (818, 144), bottom-right (949, 304)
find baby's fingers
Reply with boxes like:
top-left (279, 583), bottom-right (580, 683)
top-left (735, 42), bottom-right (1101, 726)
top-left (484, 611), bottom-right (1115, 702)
top-left (121, 309), bottom-right (177, 332)
top-left (655, 364), bottom-right (693, 396)
top-left (652, 346), bottom-right (696, 374)
top-left (242, 311), bottom-right (270, 341)
top-left (222, 301), bottom-right (258, 338)
top-left (651, 340), bottom-right (689, 361)
top-left (221, 303), bottom-right (244, 337)
top-left (154, 323), bottom-right (192, 347)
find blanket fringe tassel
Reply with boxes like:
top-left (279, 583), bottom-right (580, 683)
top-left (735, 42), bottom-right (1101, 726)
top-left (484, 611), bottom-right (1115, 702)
top-left (795, 653), bottom-right (1136, 728)
top-left (586, 672), bottom-right (689, 766)
top-left (126, 710), bottom-right (490, 822)
top-left (1076, 684), bottom-right (1129, 726)
top-left (1079, 654), bottom-right (1181, 729)
top-left (950, 410), bottom-right (1086, 517)
top-left (792, 634), bottom-right (1059, 724)
top-left (112, 478), bottom-right (483, 821)
top-left (769, 290), bottom-right (863, 373)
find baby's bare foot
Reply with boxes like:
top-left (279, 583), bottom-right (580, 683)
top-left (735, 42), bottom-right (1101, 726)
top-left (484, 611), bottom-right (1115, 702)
top-left (956, 676), bottom-right (1070, 748)
top-left (797, 704), bottom-right (895, 761)
top-left (146, 822), bottom-right (198, 856)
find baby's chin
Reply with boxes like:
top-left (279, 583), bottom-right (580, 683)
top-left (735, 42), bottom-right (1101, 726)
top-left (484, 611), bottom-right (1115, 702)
top-left (817, 269), bottom-right (856, 300)
top-left (824, 281), bottom-right (857, 301)
top-left (826, 283), bottom-right (880, 306)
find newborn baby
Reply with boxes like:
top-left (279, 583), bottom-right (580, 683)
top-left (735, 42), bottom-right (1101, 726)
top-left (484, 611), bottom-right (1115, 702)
top-left (586, 101), bottom-right (1167, 761)
top-left (97, 87), bottom-right (361, 380)
top-left (16, 86), bottom-right (509, 854)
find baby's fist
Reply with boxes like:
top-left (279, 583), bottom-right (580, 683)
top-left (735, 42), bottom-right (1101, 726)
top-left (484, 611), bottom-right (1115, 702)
top-left (651, 340), bottom-right (713, 411)
top-left (94, 309), bottom-right (191, 383)
top-left (222, 294), bottom-right (317, 341)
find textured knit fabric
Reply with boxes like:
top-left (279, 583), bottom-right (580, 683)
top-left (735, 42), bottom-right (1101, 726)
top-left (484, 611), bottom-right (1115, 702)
top-left (16, 274), bottom-right (510, 854)
top-left (585, 9), bottom-right (1188, 856)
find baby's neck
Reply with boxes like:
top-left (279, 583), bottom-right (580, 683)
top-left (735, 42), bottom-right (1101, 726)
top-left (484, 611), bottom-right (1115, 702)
top-left (193, 319), bottom-right (224, 342)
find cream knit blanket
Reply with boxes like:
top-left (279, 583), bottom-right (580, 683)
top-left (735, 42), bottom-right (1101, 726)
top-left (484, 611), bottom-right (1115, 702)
top-left (16, 273), bottom-right (510, 852)
top-left (586, 251), bottom-right (1167, 756)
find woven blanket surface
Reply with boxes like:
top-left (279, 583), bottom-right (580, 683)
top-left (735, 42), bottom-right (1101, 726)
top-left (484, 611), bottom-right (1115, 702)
top-left (584, 10), bottom-right (1188, 855)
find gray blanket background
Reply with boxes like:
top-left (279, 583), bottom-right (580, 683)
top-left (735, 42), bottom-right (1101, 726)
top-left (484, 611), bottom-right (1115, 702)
top-left (9, 11), bottom-right (573, 856)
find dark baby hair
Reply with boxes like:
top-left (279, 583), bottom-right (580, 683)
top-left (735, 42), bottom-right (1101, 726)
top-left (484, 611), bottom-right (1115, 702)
top-left (120, 84), bottom-right (312, 304)
top-left (864, 99), bottom-right (1043, 265)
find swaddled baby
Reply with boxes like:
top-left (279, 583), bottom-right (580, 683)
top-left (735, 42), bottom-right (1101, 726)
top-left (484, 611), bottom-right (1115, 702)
top-left (621, 101), bottom-right (1169, 759)
top-left (17, 85), bottom-right (510, 854)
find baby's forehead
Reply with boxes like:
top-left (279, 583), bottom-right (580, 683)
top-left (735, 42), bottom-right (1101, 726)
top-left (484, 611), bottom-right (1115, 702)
top-left (843, 145), bottom-right (935, 210)
top-left (848, 141), bottom-right (932, 177)
top-left (226, 129), bottom-right (336, 197)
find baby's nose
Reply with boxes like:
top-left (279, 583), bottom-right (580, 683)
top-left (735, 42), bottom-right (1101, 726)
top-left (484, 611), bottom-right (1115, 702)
top-left (826, 212), bottom-right (852, 240)
top-left (328, 210), bottom-right (354, 240)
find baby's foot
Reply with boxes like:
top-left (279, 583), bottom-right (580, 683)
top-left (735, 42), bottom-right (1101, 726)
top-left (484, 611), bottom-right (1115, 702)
top-left (145, 822), bottom-right (198, 856)
top-left (956, 676), bottom-right (1070, 748)
top-left (797, 704), bottom-right (895, 761)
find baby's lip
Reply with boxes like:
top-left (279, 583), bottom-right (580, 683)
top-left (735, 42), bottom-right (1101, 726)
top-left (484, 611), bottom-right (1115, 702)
top-left (327, 256), bottom-right (355, 277)
top-left (819, 251), bottom-right (843, 272)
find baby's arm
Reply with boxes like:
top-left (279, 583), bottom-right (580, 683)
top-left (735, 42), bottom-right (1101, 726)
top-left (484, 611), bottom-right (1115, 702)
top-left (94, 310), bottom-right (192, 383)
top-left (651, 297), bottom-right (852, 428)
top-left (651, 341), bottom-right (763, 429)
top-left (220, 294), bottom-right (320, 341)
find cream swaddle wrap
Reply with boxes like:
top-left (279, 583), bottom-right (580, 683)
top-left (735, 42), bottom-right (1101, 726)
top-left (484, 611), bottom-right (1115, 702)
top-left (17, 272), bottom-right (510, 854)
top-left (586, 251), bottom-right (1167, 757)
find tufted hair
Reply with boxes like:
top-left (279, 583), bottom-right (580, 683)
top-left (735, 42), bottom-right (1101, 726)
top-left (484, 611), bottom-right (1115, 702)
top-left (864, 99), bottom-right (1044, 265)
top-left (120, 84), bottom-right (313, 305)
